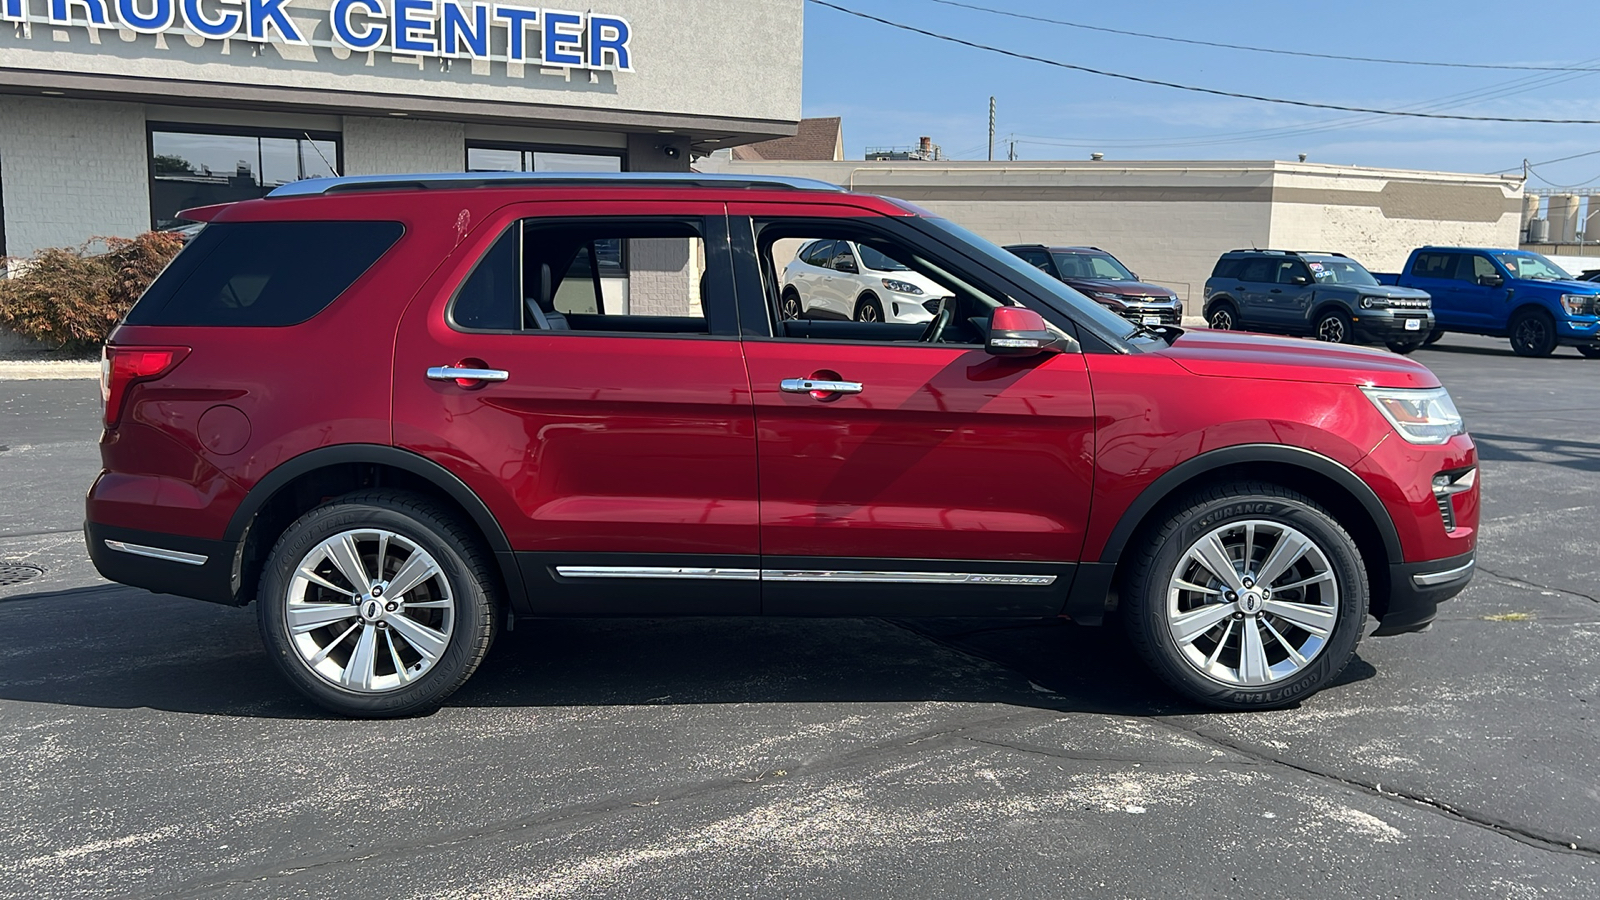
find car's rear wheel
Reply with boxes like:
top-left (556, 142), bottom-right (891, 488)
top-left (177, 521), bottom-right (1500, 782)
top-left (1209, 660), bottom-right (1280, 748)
top-left (1509, 309), bottom-right (1557, 357)
top-left (1207, 302), bottom-right (1237, 330)
top-left (780, 287), bottom-right (803, 320)
top-left (1384, 339), bottom-right (1424, 355)
top-left (854, 293), bottom-right (884, 323)
top-left (257, 491), bottom-right (499, 718)
top-left (1579, 344), bottom-right (1600, 359)
top-left (1122, 483), bottom-right (1367, 710)
top-left (1314, 309), bottom-right (1353, 344)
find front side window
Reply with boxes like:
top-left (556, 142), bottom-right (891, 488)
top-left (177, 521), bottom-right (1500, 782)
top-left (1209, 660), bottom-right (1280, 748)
top-left (1274, 261), bottom-right (1311, 284)
top-left (1467, 255), bottom-right (1501, 282)
top-left (450, 218), bottom-right (719, 336)
top-left (149, 127), bottom-right (340, 230)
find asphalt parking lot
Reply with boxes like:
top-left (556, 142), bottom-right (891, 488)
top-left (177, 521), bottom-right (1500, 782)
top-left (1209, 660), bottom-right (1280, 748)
top-left (1, 334), bottom-right (1597, 899)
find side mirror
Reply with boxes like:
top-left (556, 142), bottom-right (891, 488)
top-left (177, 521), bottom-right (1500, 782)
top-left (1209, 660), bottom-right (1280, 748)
top-left (1292, 276), bottom-right (1311, 286)
top-left (832, 256), bottom-right (858, 274)
top-left (986, 306), bottom-right (1065, 358)
top-left (1478, 274), bottom-right (1504, 288)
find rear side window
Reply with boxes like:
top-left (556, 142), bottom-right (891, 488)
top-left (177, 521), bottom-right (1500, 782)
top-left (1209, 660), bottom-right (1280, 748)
top-left (1211, 258), bottom-right (1242, 279)
top-left (1236, 258), bottom-right (1274, 283)
top-left (124, 221), bottom-right (403, 327)
top-left (1410, 252), bottom-right (1456, 279)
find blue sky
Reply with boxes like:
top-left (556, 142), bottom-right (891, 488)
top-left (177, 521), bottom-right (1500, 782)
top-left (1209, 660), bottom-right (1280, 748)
top-left (801, 0), bottom-right (1600, 185)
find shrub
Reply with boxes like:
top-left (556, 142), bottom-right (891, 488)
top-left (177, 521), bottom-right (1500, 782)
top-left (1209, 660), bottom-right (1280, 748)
top-left (0, 232), bottom-right (185, 356)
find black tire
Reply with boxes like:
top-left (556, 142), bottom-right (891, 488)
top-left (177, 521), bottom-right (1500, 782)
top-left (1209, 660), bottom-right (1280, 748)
top-left (1424, 328), bottom-right (1445, 345)
top-left (1207, 302), bottom-right (1238, 330)
top-left (1121, 482), bottom-right (1368, 710)
top-left (1384, 339), bottom-right (1424, 355)
top-left (780, 287), bottom-right (803, 321)
top-left (1314, 308), bottom-right (1354, 344)
top-left (1579, 344), bottom-right (1600, 359)
top-left (1509, 309), bottom-right (1557, 358)
top-left (854, 293), bottom-right (885, 324)
top-left (257, 490), bottom-right (500, 718)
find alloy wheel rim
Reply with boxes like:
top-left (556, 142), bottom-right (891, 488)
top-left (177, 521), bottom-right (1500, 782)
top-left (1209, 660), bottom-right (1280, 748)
top-left (1318, 317), bottom-right (1345, 342)
top-left (285, 529), bottom-right (455, 693)
top-left (860, 304), bottom-right (880, 322)
top-left (782, 294), bottom-right (800, 319)
top-left (1515, 319), bottom-right (1544, 350)
top-left (1166, 519), bottom-right (1339, 687)
top-left (1211, 310), bottom-right (1233, 329)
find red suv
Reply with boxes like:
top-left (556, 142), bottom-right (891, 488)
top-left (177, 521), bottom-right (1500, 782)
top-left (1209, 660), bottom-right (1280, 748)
top-left (87, 173), bottom-right (1479, 717)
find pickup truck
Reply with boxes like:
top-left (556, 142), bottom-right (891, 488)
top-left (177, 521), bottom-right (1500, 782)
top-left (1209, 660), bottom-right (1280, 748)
top-left (1375, 247), bottom-right (1600, 358)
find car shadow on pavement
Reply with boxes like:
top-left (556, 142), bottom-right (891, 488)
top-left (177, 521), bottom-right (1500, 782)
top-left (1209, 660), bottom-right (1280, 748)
top-left (1470, 431), bottom-right (1600, 472)
top-left (1418, 342), bottom-right (1593, 361)
top-left (0, 586), bottom-right (1374, 719)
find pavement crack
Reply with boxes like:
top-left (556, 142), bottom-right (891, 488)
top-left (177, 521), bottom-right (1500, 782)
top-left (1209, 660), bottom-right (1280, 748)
top-left (1151, 718), bottom-right (1600, 860)
top-left (1477, 566), bottom-right (1600, 605)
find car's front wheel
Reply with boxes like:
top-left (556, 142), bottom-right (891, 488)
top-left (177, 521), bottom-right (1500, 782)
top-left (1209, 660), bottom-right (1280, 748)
top-left (1509, 309), bottom-right (1557, 357)
top-left (854, 293), bottom-right (885, 323)
top-left (1314, 309), bottom-right (1354, 344)
top-left (257, 491), bottom-right (500, 718)
top-left (1122, 483), bottom-right (1368, 710)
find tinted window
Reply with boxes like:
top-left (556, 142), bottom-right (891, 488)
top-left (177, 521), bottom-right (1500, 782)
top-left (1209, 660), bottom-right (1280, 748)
top-left (1212, 258), bottom-right (1242, 279)
top-left (1274, 261), bottom-right (1311, 284)
top-left (1011, 248), bottom-right (1053, 273)
top-left (1411, 252), bottom-right (1456, 279)
top-left (452, 227), bottom-right (521, 331)
top-left (125, 221), bottom-right (402, 326)
top-left (1237, 258), bottom-right (1275, 283)
top-left (801, 240), bottom-right (835, 267)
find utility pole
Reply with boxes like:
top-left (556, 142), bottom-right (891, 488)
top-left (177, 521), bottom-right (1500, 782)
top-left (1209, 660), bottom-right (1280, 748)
top-left (1009, 141), bottom-right (1016, 162)
top-left (988, 96), bottom-right (996, 162)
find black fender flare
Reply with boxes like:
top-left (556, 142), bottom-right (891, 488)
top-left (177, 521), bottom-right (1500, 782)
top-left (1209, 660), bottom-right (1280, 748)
top-left (1204, 295), bottom-right (1237, 316)
top-left (223, 444), bottom-right (511, 552)
top-left (1097, 443), bottom-right (1402, 565)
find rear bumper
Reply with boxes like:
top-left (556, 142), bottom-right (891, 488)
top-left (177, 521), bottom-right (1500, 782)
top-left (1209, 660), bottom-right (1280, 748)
top-left (85, 521), bottom-right (244, 606)
top-left (1373, 550), bottom-right (1475, 636)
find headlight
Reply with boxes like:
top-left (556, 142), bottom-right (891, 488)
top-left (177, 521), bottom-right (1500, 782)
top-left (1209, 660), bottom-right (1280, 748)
top-left (1560, 293), bottom-right (1597, 316)
top-left (1360, 296), bottom-right (1390, 310)
top-left (1362, 387), bottom-right (1465, 445)
top-left (882, 279), bottom-right (924, 295)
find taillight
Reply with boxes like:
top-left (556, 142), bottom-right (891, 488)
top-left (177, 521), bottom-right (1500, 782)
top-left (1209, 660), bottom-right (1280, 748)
top-left (102, 345), bottom-right (190, 428)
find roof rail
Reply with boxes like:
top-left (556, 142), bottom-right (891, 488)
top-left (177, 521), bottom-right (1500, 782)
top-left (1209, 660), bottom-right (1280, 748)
top-left (1224, 248), bottom-right (1349, 258)
top-left (267, 171), bottom-right (846, 199)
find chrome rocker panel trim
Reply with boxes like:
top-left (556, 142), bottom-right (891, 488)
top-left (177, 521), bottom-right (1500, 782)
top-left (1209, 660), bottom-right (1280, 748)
top-left (103, 540), bottom-right (209, 567)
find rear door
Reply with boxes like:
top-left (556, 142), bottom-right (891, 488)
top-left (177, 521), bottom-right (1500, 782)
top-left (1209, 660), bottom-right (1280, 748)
top-left (730, 207), bottom-right (1096, 617)
top-left (1233, 257), bottom-right (1277, 327)
top-left (1407, 252), bottom-right (1468, 329)
top-left (392, 200), bottom-right (760, 616)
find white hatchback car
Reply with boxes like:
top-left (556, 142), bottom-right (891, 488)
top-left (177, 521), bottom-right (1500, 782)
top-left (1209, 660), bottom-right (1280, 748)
top-left (781, 239), bottom-right (955, 324)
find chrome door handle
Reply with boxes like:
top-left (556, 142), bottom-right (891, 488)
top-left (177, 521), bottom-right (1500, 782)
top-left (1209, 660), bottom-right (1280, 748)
top-left (427, 366), bottom-right (509, 383)
top-left (780, 378), bottom-right (863, 395)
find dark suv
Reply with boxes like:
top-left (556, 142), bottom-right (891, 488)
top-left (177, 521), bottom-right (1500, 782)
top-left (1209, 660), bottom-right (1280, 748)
top-left (1006, 244), bottom-right (1183, 326)
top-left (87, 173), bottom-right (1478, 717)
top-left (1204, 250), bottom-right (1435, 353)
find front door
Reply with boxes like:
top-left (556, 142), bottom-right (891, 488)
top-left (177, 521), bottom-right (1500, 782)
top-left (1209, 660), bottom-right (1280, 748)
top-left (392, 201), bottom-right (760, 616)
top-left (732, 210), bottom-right (1097, 617)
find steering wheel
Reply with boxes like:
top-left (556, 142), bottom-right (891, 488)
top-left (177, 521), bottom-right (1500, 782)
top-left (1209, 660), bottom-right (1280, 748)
top-left (920, 303), bottom-right (953, 344)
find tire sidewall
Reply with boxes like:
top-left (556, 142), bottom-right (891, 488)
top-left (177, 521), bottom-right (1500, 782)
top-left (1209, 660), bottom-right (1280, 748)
top-left (855, 293), bottom-right (883, 323)
top-left (1128, 491), bottom-right (1368, 710)
top-left (1510, 310), bottom-right (1556, 357)
top-left (258, 499), bottom-right (494, 717)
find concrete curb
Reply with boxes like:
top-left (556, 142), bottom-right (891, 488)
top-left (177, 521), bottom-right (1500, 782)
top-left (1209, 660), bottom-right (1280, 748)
top-left (0, 360), bottom-right (99, 381)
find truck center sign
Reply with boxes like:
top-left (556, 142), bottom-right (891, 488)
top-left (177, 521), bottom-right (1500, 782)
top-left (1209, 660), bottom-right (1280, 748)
top-left (1, 0), bottom-right (634, 70)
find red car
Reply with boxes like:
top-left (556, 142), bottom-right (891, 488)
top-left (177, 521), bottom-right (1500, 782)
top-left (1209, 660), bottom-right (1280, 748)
top-left (87, 173), bottom-right (1478, 717)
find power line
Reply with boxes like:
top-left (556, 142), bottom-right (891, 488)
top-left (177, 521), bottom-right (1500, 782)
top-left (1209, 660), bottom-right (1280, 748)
top-left (1488, 148), bottom-right (1600, 174)
top-left (808, 0), bottom-right (1600, 125)
top-left (918, 0), bottom-right (1600, 73)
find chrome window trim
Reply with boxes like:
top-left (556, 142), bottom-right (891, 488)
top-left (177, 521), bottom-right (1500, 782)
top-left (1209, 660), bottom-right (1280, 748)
top-left (104, 540), bottom-right (208, 567)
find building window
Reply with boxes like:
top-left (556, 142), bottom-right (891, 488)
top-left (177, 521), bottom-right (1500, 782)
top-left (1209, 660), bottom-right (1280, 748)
top-left (466, 144), bottom-right (624, 174)
top-left (149, 125), bottom-right (341, 231)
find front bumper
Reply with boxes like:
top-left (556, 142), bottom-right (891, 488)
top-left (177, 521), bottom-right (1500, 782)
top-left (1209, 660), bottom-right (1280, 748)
top-left (1556, 316), bottom-right (1599, 346)
top-left (1373, 550), bottom-right (1475, 635)
top-left (1353, 309), bottom-right (1436, 342)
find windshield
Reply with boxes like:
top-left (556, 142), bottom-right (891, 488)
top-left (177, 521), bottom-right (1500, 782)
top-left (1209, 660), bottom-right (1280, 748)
top-left (1493, 251), bottom-right (1571, 281)
top-left (922, 218), bottom-right (1139, 341)
top-left (856, 243), bottom-right (910, 272)
top-left (1305, 258), bottom-right (1378, 286)
top-left (1052, 251), bottom-right (1136, 282)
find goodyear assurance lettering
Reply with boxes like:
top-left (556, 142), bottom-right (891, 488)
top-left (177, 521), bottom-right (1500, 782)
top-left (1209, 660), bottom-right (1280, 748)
top-left (2, 0), bottom-right (633, 70)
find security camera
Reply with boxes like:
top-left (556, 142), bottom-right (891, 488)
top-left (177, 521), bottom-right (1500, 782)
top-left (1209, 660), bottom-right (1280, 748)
top-left (662, 145), bottom-right (681, 160)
